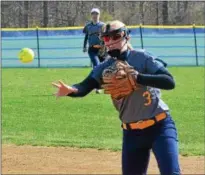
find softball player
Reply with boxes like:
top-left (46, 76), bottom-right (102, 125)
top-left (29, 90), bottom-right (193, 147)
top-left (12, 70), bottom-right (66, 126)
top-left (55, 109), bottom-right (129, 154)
top-left (52, 20), bottom-right (181, 175)
top-left (83, 8), bottom-right (105, 94)
top-left (83, 8), bottom-right (105, 65)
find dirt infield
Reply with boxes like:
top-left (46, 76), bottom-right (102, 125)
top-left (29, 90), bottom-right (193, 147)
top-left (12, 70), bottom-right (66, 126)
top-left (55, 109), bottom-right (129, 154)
top-left (2, 144), bottom-right (204, 174)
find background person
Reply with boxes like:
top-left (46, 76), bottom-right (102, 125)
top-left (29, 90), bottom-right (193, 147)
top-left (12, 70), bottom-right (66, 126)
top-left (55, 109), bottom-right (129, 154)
top-left (83, 8), bottom-right (105, 94)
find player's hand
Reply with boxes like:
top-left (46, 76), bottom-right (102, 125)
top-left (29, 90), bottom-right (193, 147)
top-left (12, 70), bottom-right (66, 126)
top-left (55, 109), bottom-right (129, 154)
top-left (52, 80), bottom-right (78, 98)
top-left (83, 47), bottom-right (87, 53)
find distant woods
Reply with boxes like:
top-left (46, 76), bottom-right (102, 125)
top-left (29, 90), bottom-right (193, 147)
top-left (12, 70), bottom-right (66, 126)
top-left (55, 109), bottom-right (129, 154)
top-left (1, 1), bottom-right (205, 28)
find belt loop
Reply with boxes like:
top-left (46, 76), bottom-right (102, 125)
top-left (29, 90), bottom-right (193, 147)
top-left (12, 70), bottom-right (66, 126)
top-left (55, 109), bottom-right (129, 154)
top-left (122, 123), bottom-right (127, 130)
top-left (153, 117), bottom-right (157, 123)
top-left (122, 123), bottom-right (131, 130)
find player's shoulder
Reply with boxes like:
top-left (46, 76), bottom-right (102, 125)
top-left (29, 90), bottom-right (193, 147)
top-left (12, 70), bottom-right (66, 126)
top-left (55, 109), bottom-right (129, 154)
top-left (128, 49), bottom-right (148, 63)
top-left (130, 49), bottom-right (167, 67)
top-left (83, 21), bottom-right (92, 33)
top-left (130, 49), bottom-right (160, 62)
top-left (130, 49), bottom-right (151, 58)
top-left (84, 21), bottom-right (92, 27)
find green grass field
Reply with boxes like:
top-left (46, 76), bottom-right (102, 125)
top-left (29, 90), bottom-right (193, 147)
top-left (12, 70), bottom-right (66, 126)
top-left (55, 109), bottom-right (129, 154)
top-left (2, 67), bottom-right (204, 156)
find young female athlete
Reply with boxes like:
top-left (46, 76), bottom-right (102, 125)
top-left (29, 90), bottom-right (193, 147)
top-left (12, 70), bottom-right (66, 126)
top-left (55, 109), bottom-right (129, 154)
top-left (83, 8), bottom-right (105, 93)
top-left (52, 20), bottom-right (181, 175)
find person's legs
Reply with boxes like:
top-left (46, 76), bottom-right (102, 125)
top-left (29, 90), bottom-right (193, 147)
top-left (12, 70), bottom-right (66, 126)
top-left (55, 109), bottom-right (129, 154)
top-left (122, 129), bottom-right (151, 175)
top-left (152, 115), bottom-right (181, 175)
top-left (88, 48), bottom-right (100, 68)
top-left (88, 48), bottom-right (101, 93)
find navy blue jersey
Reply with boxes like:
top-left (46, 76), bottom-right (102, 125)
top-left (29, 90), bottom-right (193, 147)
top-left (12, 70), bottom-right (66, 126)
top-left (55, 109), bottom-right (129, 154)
top-left (83, 21), bottom-right (105, 46)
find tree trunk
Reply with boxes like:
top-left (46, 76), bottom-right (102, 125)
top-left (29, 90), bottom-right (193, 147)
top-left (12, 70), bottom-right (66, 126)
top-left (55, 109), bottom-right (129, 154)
top-left (162, 1), bottom-right (168, 24)
top-left (156, 2), bottom-right (159, 25)
top-left (204, 2), bottom-right (205, 25)
top-left (24, 1), bottom-right (29, 27)
top-left (19, 2), bottom-right (23, 27)
top-left (109, 2), bottom-right (115, 16)
top-left (102, 1), bottom-right (107, 11)
top-left (1, 3), bottom-right (7, 27)
top-left (55, 1), bottom-right (59, 26)
top-left (183, 1), bottom-right (188, 13)
top-left (177, 1), bottom-right (180, 13)
top-left (43, 1), bottom-right (48, 27)
top-left (139, 2), bottom-right (144, 24)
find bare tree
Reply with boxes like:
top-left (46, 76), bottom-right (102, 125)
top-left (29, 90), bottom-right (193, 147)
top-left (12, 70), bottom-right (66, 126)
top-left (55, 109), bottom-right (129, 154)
top-left (43, 1), bottom-right (48, 27)
top-left (204, 2), bottom-right (205, 24)
top-left (1, 3), bottom-right (9, 27)
top-left (1, 1), bottom-right (205, 27)
top-left (162, 1), bottom-right (168, 24)
top-left (156, 2), bottom-right (159, 25)
top-left (139, 2), bottom-right (145, 24)
top-left (108, 1), bottom-right (115, 17)
top-left (183, 1), bottom-right (188, 13)
top-left (24, 1), bottom-right (29, 27)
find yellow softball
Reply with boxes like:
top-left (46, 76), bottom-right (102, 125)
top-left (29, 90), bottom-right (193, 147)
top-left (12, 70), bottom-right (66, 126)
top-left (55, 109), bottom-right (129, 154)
top-left (18, 48), bottom-right (35, 63)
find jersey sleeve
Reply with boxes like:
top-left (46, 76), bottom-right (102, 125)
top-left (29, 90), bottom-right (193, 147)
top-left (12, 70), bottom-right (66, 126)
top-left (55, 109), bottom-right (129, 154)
top-left (83, 22), bottom-right (89, 34)
top-left (144, 51), bottom-right (166, 74)
top-left (90, 65), bottom-right (104, 85)
top-left (69, 72), bottom-right (99, 97)
top-left (83, 25), bottom-right (87, 34)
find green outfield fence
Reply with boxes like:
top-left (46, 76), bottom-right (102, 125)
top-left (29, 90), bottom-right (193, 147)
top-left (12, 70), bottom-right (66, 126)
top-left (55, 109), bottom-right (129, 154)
top-left (1, 24), bottom-right (205, 68)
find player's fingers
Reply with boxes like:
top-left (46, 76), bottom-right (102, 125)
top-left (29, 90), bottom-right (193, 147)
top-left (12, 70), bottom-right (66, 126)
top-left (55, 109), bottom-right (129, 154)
top-left (101, 84), bottom-right (115, 89)
top-left (52, 82), bottom-right (60, 88)
top-left (105, 88), bottom-right (122, 94)
top-left (58, 80), bottom-right (65, 86)
top-left (103, 87), bottom-right (119, 93)
top-left (102, 86), bottom-right (116, 91)
top-left (102, 83), bottom-right (124, 89)
top-left (103, 79), bottom-right (115, 83)
top-left (116, 75), bottom-right (126, 79)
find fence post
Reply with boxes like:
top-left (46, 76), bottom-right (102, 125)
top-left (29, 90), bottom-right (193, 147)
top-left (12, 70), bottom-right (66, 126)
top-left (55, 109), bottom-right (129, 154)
top-left (36, 26), bottom-right (40, 68)
top-left (139, 23), bottom-right (144, 49)
top-left (192, 24), bottom-right (199, 66)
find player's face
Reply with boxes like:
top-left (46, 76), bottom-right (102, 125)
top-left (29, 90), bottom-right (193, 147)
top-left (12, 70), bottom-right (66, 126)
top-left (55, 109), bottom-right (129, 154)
top-left (91, 12), bottom-right (100, 21)
top-left (102, 32), bottom-right (127, 52)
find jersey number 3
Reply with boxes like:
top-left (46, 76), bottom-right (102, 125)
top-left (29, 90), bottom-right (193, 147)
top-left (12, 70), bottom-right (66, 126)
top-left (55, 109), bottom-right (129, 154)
top-left (143, 91), bottom-right (152, 106)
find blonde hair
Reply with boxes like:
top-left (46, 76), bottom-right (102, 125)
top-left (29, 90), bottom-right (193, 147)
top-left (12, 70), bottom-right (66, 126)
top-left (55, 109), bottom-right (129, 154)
top-left (127, 42), bottom-right (133, 50)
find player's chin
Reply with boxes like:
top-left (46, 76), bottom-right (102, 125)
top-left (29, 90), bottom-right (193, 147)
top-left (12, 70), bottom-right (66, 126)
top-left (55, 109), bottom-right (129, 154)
top-left (107, 46), bottom-right (120, 51)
